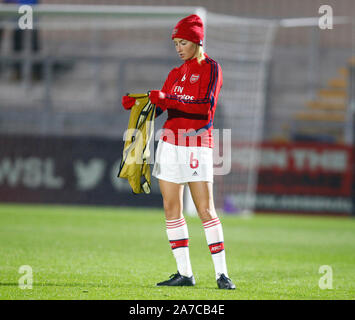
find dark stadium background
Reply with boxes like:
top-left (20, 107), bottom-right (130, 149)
top-left (0, 0), bottom-right (354, 217)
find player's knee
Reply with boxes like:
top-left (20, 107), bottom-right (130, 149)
top-left (163, 199), bottom-right (183, 220)
top-left (197, 206), bottom-right (217, 222)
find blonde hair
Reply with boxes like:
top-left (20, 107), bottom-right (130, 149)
top-left (196, 45), bottom-right (205, 64)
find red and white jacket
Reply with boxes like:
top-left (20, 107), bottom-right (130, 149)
top-left (156, 53), bottom-right (223, 148)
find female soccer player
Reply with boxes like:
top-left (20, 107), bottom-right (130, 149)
top-left (122, 14), bottom-right (235, 290)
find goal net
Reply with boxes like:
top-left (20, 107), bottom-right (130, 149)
top-left (206, 14), bottom-right (277, 215)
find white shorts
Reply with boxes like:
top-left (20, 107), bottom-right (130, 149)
top-left (152, 140), bottom-right (213, 184)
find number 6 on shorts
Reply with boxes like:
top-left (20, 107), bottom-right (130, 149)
top-left (190, 152), bottom-right (199, 169)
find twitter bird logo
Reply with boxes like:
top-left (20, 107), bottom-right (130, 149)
top-left (74, 159), bottom-right (106, 190)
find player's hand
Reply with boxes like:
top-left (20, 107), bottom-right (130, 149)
top-left (149, 90), bottom-right (166, 107)
top-left (121, 95), bottom-right (136, 110)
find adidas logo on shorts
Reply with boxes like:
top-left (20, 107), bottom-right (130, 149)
top-left (192, 171), bottom-right (198, 176)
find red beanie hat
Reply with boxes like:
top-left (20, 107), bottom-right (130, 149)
top-left (171, 14), bottom-right (204, 46)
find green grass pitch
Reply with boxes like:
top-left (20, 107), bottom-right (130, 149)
top-left (0, 203), bottom-right (354, 300)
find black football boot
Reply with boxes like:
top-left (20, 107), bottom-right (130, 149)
top-left (156, 271), bottom-right (195, 287)
top-left (217, 274), bottom-right (236, 290)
